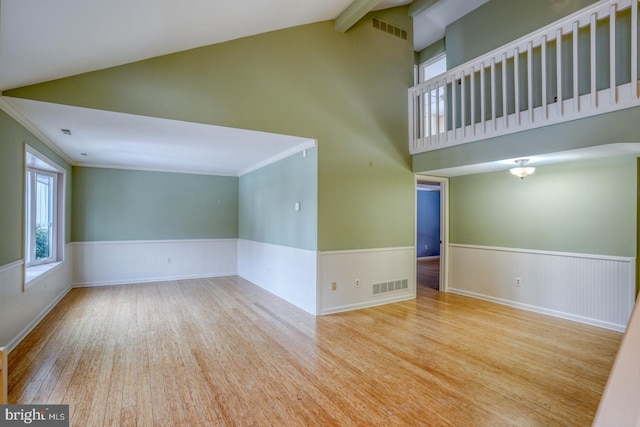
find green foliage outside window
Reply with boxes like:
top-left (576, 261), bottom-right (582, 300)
top-left (35, 224), bottom-right (50, 259)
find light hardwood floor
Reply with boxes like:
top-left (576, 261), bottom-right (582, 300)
top-left (9, 277), bottom-right (622, 426)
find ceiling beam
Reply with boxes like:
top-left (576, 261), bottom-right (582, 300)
top-left (408, 0), bottom-right (440, 17)
top-left (334, 0), bottom-right (382, 33)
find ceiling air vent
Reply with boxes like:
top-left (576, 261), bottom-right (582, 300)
top-left (372, 17), bottom-right (408, 40)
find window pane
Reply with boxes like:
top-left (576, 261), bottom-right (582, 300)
top-left (423, 55), bottom-right (447, 81)
top-left (35, 173), bottom-right (53, 260)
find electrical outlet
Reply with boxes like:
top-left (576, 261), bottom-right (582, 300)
top-left (355, 279), bottom-right (360, 288)
top-left (332, 282), bottom-right (337, 291)
top-left (515, 277), bottom-right (522, 287)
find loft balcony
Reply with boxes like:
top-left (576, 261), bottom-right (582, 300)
top-left (409, 0), bottom-right (640, 154)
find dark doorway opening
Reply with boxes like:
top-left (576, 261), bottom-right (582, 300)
top-left (416, 180), bottom-right (441, 291)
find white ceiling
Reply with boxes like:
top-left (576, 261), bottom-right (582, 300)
top-left (4, 97), bottom-right (316, 176)
top-left (417, 143), bottom-right (640, 177)
top-left (0, 0), bottom-right (488, 176)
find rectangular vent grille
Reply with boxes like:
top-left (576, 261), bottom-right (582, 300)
top-left (373, 278), bottom-right (409, 296)
top-left (372, 18), bottom-right (408, 40)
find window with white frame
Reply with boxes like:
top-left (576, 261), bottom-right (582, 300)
top-left (418, 54), bottom-right (447, 136)
top-left (25, 146), bottom-right (64, 269)
top-left (419, 53), bottom-right (447, 83)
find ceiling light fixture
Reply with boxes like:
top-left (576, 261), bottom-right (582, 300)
top-left (509, 159), bottom-right (535, 179)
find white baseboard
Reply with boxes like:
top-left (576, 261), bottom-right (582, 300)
top-left (72, 239), bottom-right (237, 287)
top-left (449, 287), bottom-right (628, 332)
top-left (449, 244), bottom-right (635, 331)
top-left (320, 293), bottom-right (415, 315)
top-left (0, 246), bottom-right (73, 351)
top-left (319, 246), bottom-right (415, 315)
top-left (237, 239), bottom-right (317, 315)
top-left (7, 286), bottom-right (71, 352)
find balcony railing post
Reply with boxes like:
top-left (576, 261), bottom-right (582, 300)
top-left (514, 48), bottom-right (520, 124)
top-left (491, 58), bottom-right (497, 130)
top-left (542, 35), bottom-right (548, 119)
top-left (502, 52), bottom-right (508, 128)
top-left (573, 21), bottom-right (580, 113)
top-left (461, 71), bottom-right (466, 137)
top-left (632, 0), bottom-right (638, 98)
top-left (557, 28), bottom-right (563, 117)
top-left (610, 3), bottom-right (618, 104)
top-left (590, 13), bottom-right (598, 109)
top-left (471, 65), bottom-right (476, 136)
top-left (480, 63), bottom-right (486, 134)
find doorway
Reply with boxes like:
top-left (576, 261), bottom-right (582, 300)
top-left (415, 175), bottom-right (447, 292)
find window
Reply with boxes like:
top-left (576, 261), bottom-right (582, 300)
top-left (25, 146), bottom-right (65, 272)
top-left (418, 54), bottom-right (447, 136)
top-left (419, 53), bottom-right (447, 83)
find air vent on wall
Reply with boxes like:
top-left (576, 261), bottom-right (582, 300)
top-left (372, 278), bottom-right (409, 296)
top-left (372, 17), bottom-right (408, 40)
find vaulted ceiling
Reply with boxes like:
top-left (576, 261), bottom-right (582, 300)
top-left (0, 0), bottom-right (488, 175)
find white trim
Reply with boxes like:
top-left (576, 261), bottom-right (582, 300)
top-left (0, 260), bottom-right (23, 274)
top-left (238, 139), bottom-right (317, 176)
top-left (25, 145), bottom-right (65, 173)
top-left (416, 174), bottom-right (449, 292)
top-left (319, 246), bottom-right (416, 315)
top-left (449, 243), bottom-right (635, 262)
top-left (71, 238), bottom-right (238, 246)
top-left (448, 244), bottom-right (635, 331)
top-left (71, 162), bottom-right (238, 177)
top-left (238, 239), bottom-right (317, 315)
top-left (7, 286), bottom-right (71, 352)
top-left (23, 144), bottom-right (66, 278)
top-left (74, 272), bottom-right (235, 288)
top-left (319, 293), bottom-right (415, 316)
top-left (320, 246), bottom-right (414, 256)
top-left (72, 238), bottom-right (238, 287)
top-left (448, 288), bottom-right (628, 332)
top-left (409, 0), bottom-right (640, 155)
top-left (417, 256), bottom-right (440, 260)
top-left (25, 261), bottom-right (63, 285)
top-left (0, 97), bottom-right (73, 164)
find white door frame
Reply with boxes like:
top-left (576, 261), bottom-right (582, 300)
top-left (415, 175), bottom-right (449, 292)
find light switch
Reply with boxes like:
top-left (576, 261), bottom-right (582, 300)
top-left (294, 202), bottom-right (301, 211)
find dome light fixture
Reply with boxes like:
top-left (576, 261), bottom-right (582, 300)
top-left (509, 159), bottom-right (535, 179)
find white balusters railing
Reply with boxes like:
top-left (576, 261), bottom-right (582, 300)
top-left (409, 0), bottom-right (640, 154)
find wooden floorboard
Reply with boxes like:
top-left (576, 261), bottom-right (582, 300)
top-left (8, 276), bottom-right (622, 426)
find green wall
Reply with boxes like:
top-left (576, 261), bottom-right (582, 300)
top-left (413, 107), bottom-right (640, 173)
top-left (0, 108), bottom-right (72, 266)
top-left (450, 156), bottom-right (637, 257)
top-left (5, 7), bottom-right (416, 251)
top-left (71, 167), bottom-right (237, 242)
top-left (239, 148), bottom-right (317, 250)
top-left (416, 39), bottom-right (446, 66)
top-left (445, 0), bottom-right (598, 69)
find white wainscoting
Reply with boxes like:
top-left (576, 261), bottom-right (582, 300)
top-left (237, 239), bottom-right (317, 315)
top-left (449, 244), bottom-right (636, 332)
top-left (72, 239), bottom-right (237, 287)
top-left (319, 246), bottom-right (416, 315)
top-left (0, 244), bottom-right (72, 351)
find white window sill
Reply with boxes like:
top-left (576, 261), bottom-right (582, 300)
top-left (25, 262), bottom-right (62, 284)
